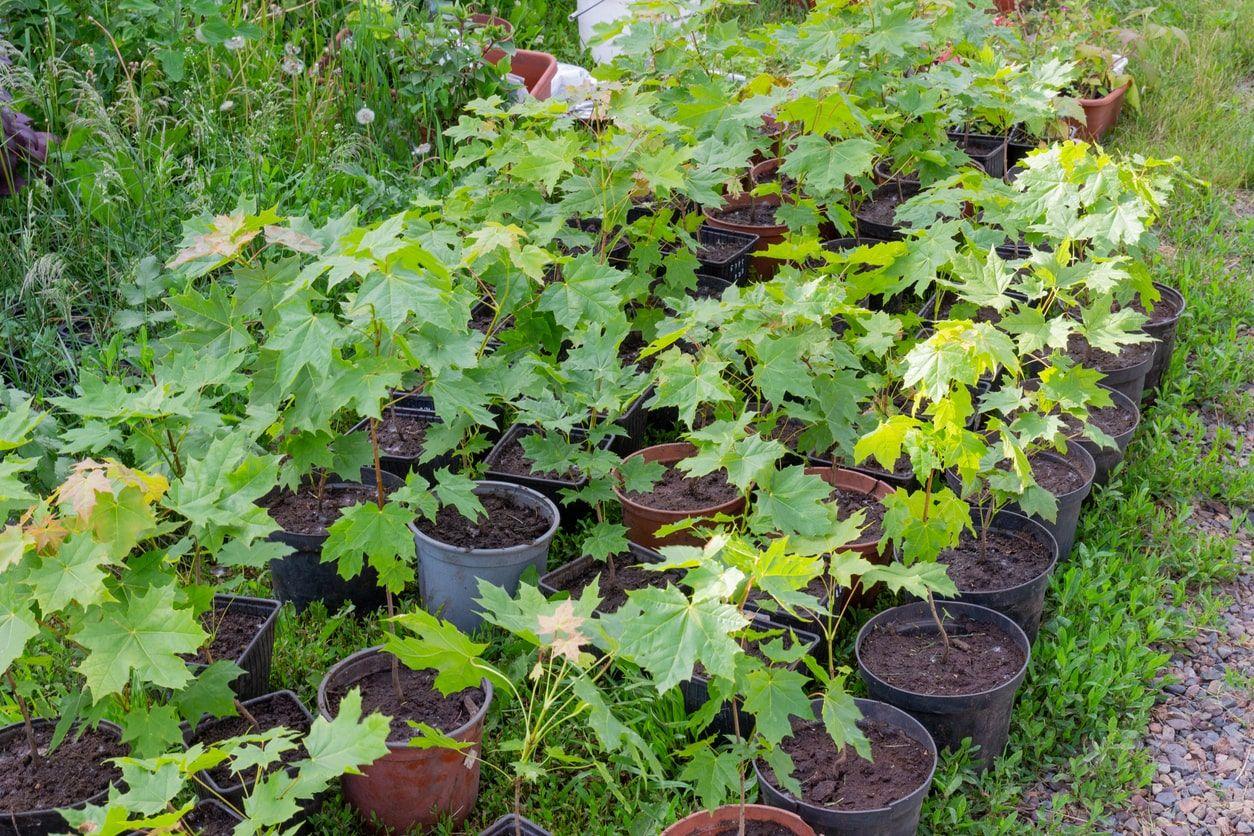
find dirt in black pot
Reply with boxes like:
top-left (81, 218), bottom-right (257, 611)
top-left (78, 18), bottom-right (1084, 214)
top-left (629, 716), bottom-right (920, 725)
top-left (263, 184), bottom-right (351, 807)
top-left (1064, 332), bottom-right (1155, 372)
top-left (414, 492), bottom-right (551, 549)
top-left (1028, 450), bottom-right (1087, 495)
top-left (371, 410), bottom-right (437, 458)
top-left (621, 461), bottom-right (740, 511)
top-left (183, 802), bottom-right (241, 835)
top-left (330, 664), bottom-right (484, 742)
top-left (1062, 396), bottom-right (1138, 439)
top-left (488, 429), bottom-right (580, 482)
top-left (697, 237), bottom-right (748, 263)
top-left (549, 556), bottom-right (686, 614)
top-left (263, 481), bottom-right (379, 537)
top-left (0, 723), bottom-right (124, 814)
top-left (830, 485), bottom-right (887, 542)
top-left (189, 693), bottom-right (312, 787)
top-left (857, 188), bottom-right (914, 228)
top-left (940, 527), bottom-right (1054, 591)
top-left (860, 613), bottom-right (1025, 695)
top-left (193, 605), bottom-right (269, 665)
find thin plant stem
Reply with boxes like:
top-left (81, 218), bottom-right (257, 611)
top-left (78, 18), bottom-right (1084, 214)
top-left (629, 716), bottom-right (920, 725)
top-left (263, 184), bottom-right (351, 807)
top-left (5, 669), bottom-right (40, 763)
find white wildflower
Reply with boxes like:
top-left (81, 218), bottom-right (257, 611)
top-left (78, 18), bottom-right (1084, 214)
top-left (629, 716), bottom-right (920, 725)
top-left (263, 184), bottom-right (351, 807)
top-left (355, 106), bottom-right (376, 126)
top-left (219, 99), bottom-right (235, 112)
top-left (281, 55), bottom-right (305, 76)
top-left (225, 36), bottom-right (246, 51)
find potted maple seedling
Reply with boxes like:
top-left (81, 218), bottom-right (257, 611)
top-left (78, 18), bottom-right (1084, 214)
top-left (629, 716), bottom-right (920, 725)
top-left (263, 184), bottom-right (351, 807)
top-left (387, 580), bottom-right (661, 836)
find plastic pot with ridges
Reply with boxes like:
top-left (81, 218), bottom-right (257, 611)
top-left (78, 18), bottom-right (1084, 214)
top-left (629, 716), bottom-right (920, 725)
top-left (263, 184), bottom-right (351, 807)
top-left (614, 442), bottom-right (746, 550)
top-left (190, 594), bottom-right (282, 699)
top-left (1075, 384), bottom-right (1141, 486)
top-left (1141, 282), bottom-right (1186, 397)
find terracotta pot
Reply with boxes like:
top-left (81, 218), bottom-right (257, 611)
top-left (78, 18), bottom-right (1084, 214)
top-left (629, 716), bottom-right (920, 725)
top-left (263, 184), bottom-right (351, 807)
top-left (803, 467), bottom-right (893, 605)
top-left (614, 442), bottom-right (746, 549)
top-left (994, 0), bottom-right (1017, 13)
top-left (317, 647), bottom-right (493, 834)
top-left (662, 804), bottom-right (816, 835)
top-left (1073, 82), bottom-right (1130, 142)
top-left (703, 193), bottom-right (788, 280)
top-left (483, 48), bottom-right (559, 100)
top-left (467, 12), bottom-right (514, 46)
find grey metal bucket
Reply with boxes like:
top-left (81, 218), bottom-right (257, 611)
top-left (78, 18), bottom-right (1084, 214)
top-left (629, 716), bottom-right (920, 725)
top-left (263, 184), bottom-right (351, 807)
top-left (414, 480), bottom-right (559, 632)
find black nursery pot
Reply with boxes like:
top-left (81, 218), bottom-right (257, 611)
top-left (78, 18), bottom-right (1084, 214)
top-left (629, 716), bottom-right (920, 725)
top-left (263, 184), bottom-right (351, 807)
top-left (478, 815), bottom-right (552, 835)
top-left (948, 130), bottom-right (1010, 178)
top-left (1141, 282), bottom-right (1186, 398)
top-left (1077, 385), bottom-right (1142, 486)
top-left (188, 690), bottom-right (315, 809)
top-left (349, 406), bottom-right (452, 480)
top-left (193, 594), bottom-right (282, 699)
top-left (0, 719), bottom-right (124, 836)
top-left (854, 183), bottom-right (920, 242)
top-left (537, 541), bottom-right (665, 606)
top-left (754, 698), bottom-right (938, 836)
top-left (1095, 346), bottom-right (1155, 405)
top-left (612, 386), bottom-right (653, 455)
top-left (695, 225), bottom-right (759, 284)
top-left (266, 468), bottom-right (405, 614)
top-left (483, 424), bottom-right (612, 528)
top-left (183, 798), bottom-right (245, 833)
top-left (943, 509), bottom-right (1059, 644)
top-left (856, 601), bottom-right (1030, 772)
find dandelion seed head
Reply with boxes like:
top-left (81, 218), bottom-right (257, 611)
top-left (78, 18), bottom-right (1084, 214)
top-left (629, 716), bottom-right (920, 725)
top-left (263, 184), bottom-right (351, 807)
top-left (225, 36), bottom-right (246, 51)
top-left (355, 106), bottom-right (375, 125)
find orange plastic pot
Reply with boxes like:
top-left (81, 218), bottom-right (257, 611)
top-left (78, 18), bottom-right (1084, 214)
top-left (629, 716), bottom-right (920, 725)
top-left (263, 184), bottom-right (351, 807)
top-left (703, 193), bottom-right (788, 280)
top-left (804, 466), bottom-right (893, 605)
top-left (1073, 82), bottom-right (1129, 142)
top-left (317, 647), bottom-right (493, 834)
top-left (484, 48), bottom-right (558, 100)
top-left (614, 442), bottom-right (746, 549)
top-left (663, 804), bottom-right (816, 835)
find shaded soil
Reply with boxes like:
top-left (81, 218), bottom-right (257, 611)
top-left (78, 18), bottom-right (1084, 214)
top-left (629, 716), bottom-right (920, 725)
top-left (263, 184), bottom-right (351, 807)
top-left (762, 717), bottom-right (933, 810)
top-left (1065, 332), bottom-right (1155, 372)
top-left (1028, 450), bottom-right (1087, 495)
top-left (831, 485), bottom-right (887, 541)
top-left (488, 429), bottom-right (579, 482)
top-left (711, 201), bottom-right (782, 228)
top-left (858, 189), bottom-right (914, 228)
top-left (689, 274), bottom-right (731, 300)
top-left (713, 824), bottom-right (795, 836)
top-left (1062, 396), bottom-right (1138, 439)
top-left (183, 802), bottom-right (241, 835)
top-left (1118, 288), bottom-right (1183, 326)
top-left (621, 461), bottom-right (740, 511)
top-left (619, 329), bottom-right (655, 370)
top-left (189, 693), bottom-right (312, 787)
top-left (414, 492), bottom-right (551, 549)
top-left (264, 482), bottom-right (378, 536)
top-left (547, 556), bottom-right (685, 614)
top-left (860, 614), bottom-right (1026, 695)
top-left (754, 166), bottom-right (798, 193)
top-left (697, 238), bottom-right (749, 263)
top-left (0, 724), bottom-right (124, 813)
top-left (471, 304), bottom-right (512, 335)
top-left (952, 133), bottom-right (1005, 157)
top-left (329, 665), bottom-right (484, 742)
top-left (193, 606), bottom-right (268, 665)
top-left (372, 410), bottom-right (436, 458)
top-left (940, 527), bottom-right (1054, 591)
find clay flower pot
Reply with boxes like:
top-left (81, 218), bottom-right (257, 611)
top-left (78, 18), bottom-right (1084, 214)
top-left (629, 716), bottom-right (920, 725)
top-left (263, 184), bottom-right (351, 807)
top-left (703, 193), bottom-right (788, 279)
top-left (613, 442), bottom-right (745, 549)
top-left (1074, 82), bottom-right (1130, 142)
top-left (663, 804), bottom-right (817, 835)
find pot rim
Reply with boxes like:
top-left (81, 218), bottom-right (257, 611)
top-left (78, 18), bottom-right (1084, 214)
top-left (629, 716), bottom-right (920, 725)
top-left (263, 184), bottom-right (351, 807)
top-left (412, 479), bottom-right (560, 556)
top-left (663, 802), bottom-right (817, 835)
top-left (613, 442), bottom-right (746, 516)
top-left (264, 467), bottom-right (407, 541)
top-left (0, 717), bottom-right (124, 818)
top-left (316, 645), bottom-right (495, 750)
top-left (1146, 281), bottom-right (1186, 326)
top-left (951, 507), bottom-right (1061, 595)
top-left (702, 191), bottom-right (788, 233)
top-left (855, 601), bottom-right (1031, 700)
top-left (1078, 80), bottom-right (1131, 106)
top-left (802, 465), bottom-right (892, 548)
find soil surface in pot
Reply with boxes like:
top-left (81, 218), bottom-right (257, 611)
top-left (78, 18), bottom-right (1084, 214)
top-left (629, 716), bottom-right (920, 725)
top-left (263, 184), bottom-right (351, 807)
top-left (621, 461), bottom-right (739, 511)
top-left (830, 485), bottom-right (886, 541)
top-left (192, 606), bottom-right (269, 665)
top-left (712, 824), bottom-right (796, 836)
top-left (471, 305), bottom-right (513, 335)
top-left (1063, 333), bottom-right (1155, 372)
top-left (857, 189), bottom-right (913, 228)
top-left (190, 694), bottom-right (311, 786)
top-left (414, 492), bottom-right (550, 549)
top-left (688, 274), bottom-right (730, 301)
top-left (371, 410), bottom-right (436, 458)
top-left (711, 201), bottom-right (781, 227)
top-left (761, 716), bottom-right (933, 810)
top-left (490, 429), bottom-right (578, 481)
top-left (952, 133), bottom-right (1004, 155)
top-left (620, 329), bottom-right (656, 370)
top-left (264, 482), bottom-right (379, 536)
top-left (1027, 450), bottom-right (1087, 495)
top-left (1122, 289), bottom-right (1182, 325)
top-left (940, 528), bottom-right (1053, 591)
top-left (549, 557), bottom-right (686, 613)
top-left (755, 166), bottom-right (798, 193)
top-left (931, 296), bottom-right (1003, 324)
top-left (0, 724), bottom-right (124, 812)
top-left (1062, 396), bottom-right (1138, 439)
top-left (697, 238), bottom-right (747, 262)
top-left (184, 803), bottom-right (239, 835)
top-left (330, 665), bottom-right (484, 741)
top-left (860, 614), bottom-right (1026, 695)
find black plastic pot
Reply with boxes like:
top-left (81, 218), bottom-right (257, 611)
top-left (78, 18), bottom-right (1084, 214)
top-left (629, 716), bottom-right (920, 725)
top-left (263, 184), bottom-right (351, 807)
top-left (613, 386), bottom-right (653, 455)
top-left (265, 469), bottom-right (406, 613)
top-left (537, 542), bottom-right (665, 609)
top-left (856, 601), bottom-right (1030, 771)
top-left (349, 406), bottom-right (451, 481)
top-left (754, 698), bottom-right (937, 836)
top-left (1094, 346), bottom-right (1155, 405)
top-left (187, 690), bottom-right (315, 808)
top-left (183, 798), bottom-right (245, 832)
top-left (1076, 385), bottom-right (1141, 486)
top-left (1141, 282), bottom-right (1186, 398)
top-left (483, 424), bottom-right (612, 527)
top-left (942, 509), bottom-right (1059, 644)
top-left (0, 719), bottom-right (124, 836)
top-left (479, 814), bottom-right (552, 835)
top-left (1005, 126), bottom-right (1040, 170)
top-left (695, 225), bottom-right (758, 284)
top-left (948, 130), bottom-right (1010, 178)
top-left (854, 183), bottom-right (920, 242)
top-left (683, 616), bottom-right (819, 737)
top-left (192, 594), bottom-right (282, 700)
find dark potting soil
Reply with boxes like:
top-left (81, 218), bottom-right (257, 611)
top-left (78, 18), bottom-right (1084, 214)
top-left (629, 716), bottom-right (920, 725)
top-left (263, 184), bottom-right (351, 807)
top-left (697, 238), bottom-right (747, 262)
top-left (712, 201), bottom-right (781, 228)
top-left (371, 410), bottom-right (435, 458)
top-left (621, 461), bottom-right (740, 511)
top-left (933, 296), bottom-right (1002, 324)
top-left (490, 430), bottom-right (579, 482)
top-left (413, 493), bottom-right (550, 549)
top-left (470, 305), bottom-right (512, 335)
top-left (619, 329), bottom-right (655, 370)
top-left (713, 824), bottom-right (796, 836)
top-left (1028, 450), bottom-right (1086, 495)
top-left (857, 189), bottom-right (912, 228)
top-left (183, 803), bottom-right (240, 835)
top-left (190, 694), bottom-right (312, 787)
top-left (831, 486), bottom-right (886, 541)
top-left (1126, 289), bottom-right (1182, 325)
top-left (331, 665), bottom-right (484, 742)
top-left (550, 557), bottom-right (686, 613)
top-left (193, 606), bottom-right (268, 665)
top-left (689, 274), bottom-right (730, 301)
top-left (1064, 332), bottom-right (1155, 372)
top-left (940, 528), bottom-right (1053, 591)
top-left (755, 167), bottom-right (798, 193)
top-left (762, 717), bottom-right (933, 810)
top-left (952, 133), bottom-right (1004, 155)
top-left (263, 482), bottom-right (378, 536)
top-left (860, 614), bottom-right (1025, 695)
top-left (0, 724), bottom-right (124, 813)
top-left (1062, 396), bottom-right (1137, 439)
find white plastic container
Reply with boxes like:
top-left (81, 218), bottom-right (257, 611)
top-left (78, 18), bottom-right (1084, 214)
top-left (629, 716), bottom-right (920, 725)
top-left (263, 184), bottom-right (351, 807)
top-left (573, 0), bottom-right (697, 64)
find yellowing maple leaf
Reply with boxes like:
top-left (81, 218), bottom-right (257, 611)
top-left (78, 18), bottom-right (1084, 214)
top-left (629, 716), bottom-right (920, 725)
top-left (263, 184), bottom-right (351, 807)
top-left (167, 213), bottom-right (259, 268)
top-left (106, 462), bottom-right (169, 504)
top-left (264, 225), bottom-right (323, 254)
top-left (535, 600), bottom-right (588, 664)
top-left (60, 459), bottom-right (113, 519)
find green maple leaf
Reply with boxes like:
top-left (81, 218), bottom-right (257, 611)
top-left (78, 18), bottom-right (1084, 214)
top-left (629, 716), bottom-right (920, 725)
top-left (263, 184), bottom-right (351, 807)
top-left (752, 334), bottom-right (817, 404)
top-left (683, 423), bottom-right (782, 493)
top-left (322, 501), bottom-right (415, 594)
top-left (0, 586), bottom-right (38, 671)
top-left (600, 585), bottom-right (747, 692)
top-left (388, 608), bottom-right (507, 695)
top-left (166, 284), bottom-right (254, 355)
top-left (0, 395), bottom-right (43, 451)
top-left (432, 468), bottom-right (485, 523)
top-left (290, 688), bottom-right (391, 786)
top-left (264, 304), bottom-right (340, 388)
top-left (581, 520), bottom-right (629, 563)
top-left (75, 584), bottom-right (208, 698)
top-left (855, 415), bottom-right (919, 473)
top-left (751, 466), bottom-right (833, 537)
top-left (538, 255), bottom-right (625, 330)
top-left (510, 134), bottom-right (581, 191)
top-left (740, 664), bottom-right (814, 746)
top-left (678, 742), bottom-right (741, 809)
top-left (881, 487), bottom-right (971, 565)
top-left (860, 560), bottom-right (958, 599)
top-left (174, 660), bottom-right (245, 725)
top-left (90, 486), bottom-right (156, 557)
top-left (780, 136), bottom-right (876, 196)
top-left (28, 534), bottom-right (114, 612)
top-left (121, 702), bottom-right (184, 758)
top-left (650, 350), bottom-right (735, 429)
